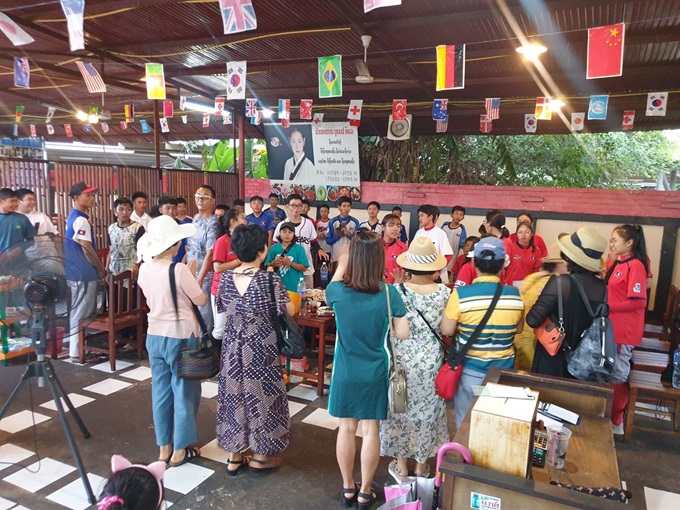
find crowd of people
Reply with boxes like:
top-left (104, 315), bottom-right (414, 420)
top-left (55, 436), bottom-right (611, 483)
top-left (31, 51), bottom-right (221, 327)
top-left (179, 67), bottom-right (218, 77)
top-left (0, 184), bottom-right (653, 509)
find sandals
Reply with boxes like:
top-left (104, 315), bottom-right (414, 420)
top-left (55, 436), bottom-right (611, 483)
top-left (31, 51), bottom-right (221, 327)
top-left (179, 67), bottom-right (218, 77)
top-left (414, 464), bottom-right (431, 478)
top-left (116, 342), bottom-right (136, 353)
top-left (226, 455), bottom-right (251, 477)
top-left (388, 459), bottom-right (409, 483)
top-left (248, 457), bottom-right (282, 472)
top-left (341, 483), bottom-right (358, 508)
top-left (168, 446), bottom-right (201, 467)
top-left (357, 489), bottom-right (377, 510)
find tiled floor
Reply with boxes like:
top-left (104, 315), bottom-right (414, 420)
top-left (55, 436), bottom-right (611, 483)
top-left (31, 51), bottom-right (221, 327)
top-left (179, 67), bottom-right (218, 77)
top-left (1, 353), bottom-right (680, 509)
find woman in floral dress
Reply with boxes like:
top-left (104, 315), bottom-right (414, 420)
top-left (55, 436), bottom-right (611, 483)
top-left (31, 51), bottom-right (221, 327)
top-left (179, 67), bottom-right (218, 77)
top-left (216, 224), bottom-right (294, 475)
top-left (381, 237), bottom-right (450, 480)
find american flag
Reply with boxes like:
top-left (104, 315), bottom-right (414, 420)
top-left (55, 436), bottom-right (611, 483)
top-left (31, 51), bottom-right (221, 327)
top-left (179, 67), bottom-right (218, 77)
top-left (485, 98), bottom-right (500, 120)
top-left (436, 116), bottom-right (448, 133)
top-left (76, 61), bottom-right (107, 94)
top-left (245, 98), bottom-right (257, 117)
top-left (220, 0), bottom-right (257, 35)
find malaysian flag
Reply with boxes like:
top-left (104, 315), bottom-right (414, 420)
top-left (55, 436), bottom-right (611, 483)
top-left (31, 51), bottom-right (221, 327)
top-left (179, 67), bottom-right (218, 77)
top-left (220, 0), bottom-right (257, 35)
top-left (485, 98), bottom-right (500, 120)
top-left (76, 62), bottom-right (107, 93)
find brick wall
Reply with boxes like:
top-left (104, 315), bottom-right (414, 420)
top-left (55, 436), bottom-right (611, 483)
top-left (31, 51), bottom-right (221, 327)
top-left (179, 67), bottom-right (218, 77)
top-left (246, 178), bottom-right (680, 219)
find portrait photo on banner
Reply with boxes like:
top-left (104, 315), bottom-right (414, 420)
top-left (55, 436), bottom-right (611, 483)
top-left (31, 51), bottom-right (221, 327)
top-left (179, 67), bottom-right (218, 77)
top-left (265, 124), bottom-right (316, 182)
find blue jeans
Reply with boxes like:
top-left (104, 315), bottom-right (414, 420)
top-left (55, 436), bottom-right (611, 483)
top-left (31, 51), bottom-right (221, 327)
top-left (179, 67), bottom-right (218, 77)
top-left (454, 368), bottom-right (486, 429)
top-left (147, 334), bottom-right (202, 450)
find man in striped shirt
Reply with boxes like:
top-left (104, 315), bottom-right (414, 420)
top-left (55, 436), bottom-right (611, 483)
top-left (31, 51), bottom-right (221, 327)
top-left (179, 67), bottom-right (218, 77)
top-left (441, 236), bottom-right (524, 428)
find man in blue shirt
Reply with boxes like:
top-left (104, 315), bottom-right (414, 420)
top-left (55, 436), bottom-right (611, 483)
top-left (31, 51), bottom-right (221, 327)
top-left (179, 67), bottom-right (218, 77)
top-left (245, 195), bottom-right (270, 231)
top-left (326, 197), bottom-right (361, 267)
top-left (64, 182), bottom-right (100, 361)
top-left (0, 188), bottom-right (35, 254)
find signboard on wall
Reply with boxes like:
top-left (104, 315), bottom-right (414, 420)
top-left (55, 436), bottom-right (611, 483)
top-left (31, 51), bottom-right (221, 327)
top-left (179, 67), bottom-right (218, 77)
top-left (264, 122), bottom-right (361, 202)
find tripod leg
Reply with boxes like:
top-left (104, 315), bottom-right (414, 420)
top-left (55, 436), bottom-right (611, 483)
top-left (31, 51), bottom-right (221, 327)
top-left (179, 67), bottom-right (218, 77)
top-left (0, 364), bottom-right (36, 421)
top-left (40, 364), bottom-right (96, 505)
top-left (44, 360), bottom-right (91, 438)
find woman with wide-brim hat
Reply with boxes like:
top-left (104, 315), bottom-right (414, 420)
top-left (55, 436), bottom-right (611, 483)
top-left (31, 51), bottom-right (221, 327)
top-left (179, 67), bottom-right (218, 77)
top-left (136, 215), bottom-right (207, 467)
top-left (381, 237), bottom-right (451, 482)
top-left (526, 227), bottom-right (608, 378)
top-left (513, 244), bottom-right (569, 371)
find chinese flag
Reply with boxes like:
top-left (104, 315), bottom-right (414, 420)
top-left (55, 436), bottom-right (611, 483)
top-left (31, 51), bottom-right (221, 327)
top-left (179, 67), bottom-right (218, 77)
top-left (587, 23), bottom-right (625, 79)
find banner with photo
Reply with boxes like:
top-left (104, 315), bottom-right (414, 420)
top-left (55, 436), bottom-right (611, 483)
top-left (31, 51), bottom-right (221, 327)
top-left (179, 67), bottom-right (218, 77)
top-left (264, 122), bottom-right (361, 202)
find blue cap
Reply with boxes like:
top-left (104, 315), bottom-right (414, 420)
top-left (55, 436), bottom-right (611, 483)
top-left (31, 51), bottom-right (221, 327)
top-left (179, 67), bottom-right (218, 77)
top-left (473, 236), bottom-right (506, 261)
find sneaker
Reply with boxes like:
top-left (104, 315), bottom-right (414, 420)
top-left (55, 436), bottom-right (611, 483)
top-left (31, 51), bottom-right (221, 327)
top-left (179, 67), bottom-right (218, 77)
top-left (611, 422), bottom-right (624, 435)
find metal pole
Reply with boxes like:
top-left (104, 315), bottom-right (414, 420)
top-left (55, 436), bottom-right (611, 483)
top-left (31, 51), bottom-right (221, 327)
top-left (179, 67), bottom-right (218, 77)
top-left (238, 113), bottom-right (245, 200)
top-left (153, 100), bottom-right (161, 173)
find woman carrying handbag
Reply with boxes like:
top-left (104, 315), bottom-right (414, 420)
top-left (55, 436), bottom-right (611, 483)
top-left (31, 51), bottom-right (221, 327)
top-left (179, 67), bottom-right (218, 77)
top-left (136, 215), bottom-right (206, 467)
top-left (326, 231), bottom-right (409, 510)
top-left (441, 237), bottom-right (524, 428)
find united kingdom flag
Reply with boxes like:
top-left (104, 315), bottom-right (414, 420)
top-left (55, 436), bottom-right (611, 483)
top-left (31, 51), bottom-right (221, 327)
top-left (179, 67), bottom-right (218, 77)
top-left (220, 0), bottom-right (257, 35)
top-left (245, 98), bottom-right (257, 117)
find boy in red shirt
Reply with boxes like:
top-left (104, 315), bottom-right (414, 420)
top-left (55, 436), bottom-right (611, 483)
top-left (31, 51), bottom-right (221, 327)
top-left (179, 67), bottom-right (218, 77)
top-left (381, 213), bottom-right (407, 284)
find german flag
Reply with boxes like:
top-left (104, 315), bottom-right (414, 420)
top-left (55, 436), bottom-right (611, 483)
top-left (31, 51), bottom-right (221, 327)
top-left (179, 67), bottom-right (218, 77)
top-left (436, 45), bottom-right (466, 91)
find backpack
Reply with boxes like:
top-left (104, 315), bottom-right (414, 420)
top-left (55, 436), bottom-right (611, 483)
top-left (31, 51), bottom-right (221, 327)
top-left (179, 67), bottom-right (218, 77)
top-left (565, 275), bottom-right (616, 383)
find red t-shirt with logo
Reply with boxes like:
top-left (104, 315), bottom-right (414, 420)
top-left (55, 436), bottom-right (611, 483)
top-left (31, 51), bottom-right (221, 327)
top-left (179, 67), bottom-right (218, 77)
top-left (383, 239), bottom-right (407, 284)
top-left (503, 241), bottom-right (542, 285)
top-left (454, 262), bottom-right (476, 287)
top-left (211, 234), bottom-right (238, 296)
top-left (607, 255), bottom-right (647, 345)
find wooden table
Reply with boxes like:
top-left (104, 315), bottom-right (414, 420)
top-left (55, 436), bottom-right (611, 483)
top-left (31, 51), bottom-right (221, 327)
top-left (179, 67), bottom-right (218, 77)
top-left (292, 313), bottom-right (335, 396)
top-left (441, 369), bottom-right (622, 510)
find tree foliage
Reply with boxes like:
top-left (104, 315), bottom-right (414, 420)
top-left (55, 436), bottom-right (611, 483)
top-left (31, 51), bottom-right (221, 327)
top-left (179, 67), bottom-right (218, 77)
top-left (359, 131), bottom-right (679, 189)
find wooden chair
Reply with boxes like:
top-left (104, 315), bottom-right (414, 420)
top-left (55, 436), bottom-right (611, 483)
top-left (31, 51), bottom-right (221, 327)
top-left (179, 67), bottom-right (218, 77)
top-left (79, 270), bottom-right (144, 371)
top-left (96, 248), bottom-right (109, 272)
top-left (624, 370), bottom-right (680, 442)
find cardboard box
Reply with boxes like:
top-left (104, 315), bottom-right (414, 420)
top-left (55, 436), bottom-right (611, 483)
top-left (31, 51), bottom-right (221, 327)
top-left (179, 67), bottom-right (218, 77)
top-left (468, 383), bottom-right (540, 478)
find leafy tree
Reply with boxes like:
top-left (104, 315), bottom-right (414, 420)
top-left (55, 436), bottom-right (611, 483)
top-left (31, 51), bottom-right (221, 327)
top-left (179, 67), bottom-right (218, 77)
top-left (358, 131), bottom-right (679, 189)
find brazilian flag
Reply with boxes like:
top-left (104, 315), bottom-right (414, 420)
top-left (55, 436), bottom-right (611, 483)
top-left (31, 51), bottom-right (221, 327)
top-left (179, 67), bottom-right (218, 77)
top-left (318, 55), bottom-right (342, 98)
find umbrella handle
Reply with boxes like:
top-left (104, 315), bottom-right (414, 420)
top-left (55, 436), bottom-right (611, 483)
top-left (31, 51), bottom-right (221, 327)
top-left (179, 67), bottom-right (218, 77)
top-left (434, 442), bottom-right (473, 489)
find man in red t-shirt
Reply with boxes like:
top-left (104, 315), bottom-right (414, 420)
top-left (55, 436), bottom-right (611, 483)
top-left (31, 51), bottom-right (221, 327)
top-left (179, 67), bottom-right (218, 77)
top-left (381, 214), bottom-right (407, 284)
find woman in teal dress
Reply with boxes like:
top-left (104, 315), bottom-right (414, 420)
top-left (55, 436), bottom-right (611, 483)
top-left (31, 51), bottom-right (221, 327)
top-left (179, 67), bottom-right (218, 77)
top-left (326, 231), bottom-right (410, 510)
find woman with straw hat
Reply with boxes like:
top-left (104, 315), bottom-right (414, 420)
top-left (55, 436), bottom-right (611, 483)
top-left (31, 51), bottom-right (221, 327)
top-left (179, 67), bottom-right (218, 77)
top-left (513, 244), bottom-right (568, 371)
top-left (527, 227), bottom-right (608, 378)
top-left (136, 215), bottom-right (206, 468)
top-left (381, 237), bottom-right (451, 482)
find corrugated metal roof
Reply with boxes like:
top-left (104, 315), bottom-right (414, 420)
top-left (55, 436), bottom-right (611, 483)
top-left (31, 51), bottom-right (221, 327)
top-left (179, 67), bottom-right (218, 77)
top-left (0, 0), bottom-right (677, 138)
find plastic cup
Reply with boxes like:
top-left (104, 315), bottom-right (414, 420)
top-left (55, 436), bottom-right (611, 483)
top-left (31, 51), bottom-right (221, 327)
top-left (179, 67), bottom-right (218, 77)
top-left (546, 425), bottom-right (572, 469)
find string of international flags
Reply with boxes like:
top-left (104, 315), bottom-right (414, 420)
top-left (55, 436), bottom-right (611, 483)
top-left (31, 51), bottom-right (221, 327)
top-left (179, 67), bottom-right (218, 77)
top-left (2, 0), bottom-right (672, 138)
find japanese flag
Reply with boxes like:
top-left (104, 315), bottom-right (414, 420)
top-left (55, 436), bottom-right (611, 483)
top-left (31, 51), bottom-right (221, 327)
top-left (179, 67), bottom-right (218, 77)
top-left (571, 112), bottom-right (585, 131)
top-left (47, 124), bottom-right (55, 135)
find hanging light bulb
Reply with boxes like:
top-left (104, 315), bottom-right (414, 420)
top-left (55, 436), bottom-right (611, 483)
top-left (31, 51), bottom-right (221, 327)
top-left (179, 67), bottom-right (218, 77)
top-left (88, 114), bottom-right (99, 124)
top-left (261, 108), bottom-right (274, 118)
top-left (516, 43), bottom-right (548, 62)
top-left (549, 99), bottom-right (566, 110)
top-left (76, 110), bottom-right (88, 121)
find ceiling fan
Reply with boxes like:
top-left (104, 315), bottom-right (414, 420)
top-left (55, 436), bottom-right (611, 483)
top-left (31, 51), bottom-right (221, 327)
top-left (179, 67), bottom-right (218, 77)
top-left (354, 35), bottom-right (415, 84)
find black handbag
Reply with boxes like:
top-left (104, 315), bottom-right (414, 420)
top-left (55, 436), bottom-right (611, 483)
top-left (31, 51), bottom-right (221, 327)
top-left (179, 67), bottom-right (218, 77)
top-left (169, 263), bottom-right (220, 380)
top-left (267, 273), bottom-right (305, 359)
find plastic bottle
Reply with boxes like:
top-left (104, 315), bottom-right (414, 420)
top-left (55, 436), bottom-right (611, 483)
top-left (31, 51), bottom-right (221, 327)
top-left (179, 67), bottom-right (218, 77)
top-left (320, 261), bottom-right (329, 288)
top-left (297, 277), bottom-right (307, 315)
top-left (673, 345), bottom-right (680, 389)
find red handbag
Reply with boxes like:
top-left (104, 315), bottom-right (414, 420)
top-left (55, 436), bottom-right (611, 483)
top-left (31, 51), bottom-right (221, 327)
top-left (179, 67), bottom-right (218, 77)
top-left (534, 276), bottom-right (565, 357)
top-left (435, 283), bottom-right (504, 400)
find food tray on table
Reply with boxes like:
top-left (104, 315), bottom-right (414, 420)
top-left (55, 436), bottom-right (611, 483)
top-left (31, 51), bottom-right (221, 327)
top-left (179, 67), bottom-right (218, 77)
top-left (305, 288), bottom-right (326, 303)
top-left (316, 306), bottom-right (334, 317)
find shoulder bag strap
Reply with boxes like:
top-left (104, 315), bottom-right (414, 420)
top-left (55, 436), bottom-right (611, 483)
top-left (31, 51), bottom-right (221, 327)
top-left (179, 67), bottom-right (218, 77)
top-left (450, 283), bottom-right (504, 367)
top-left (385, 284), bottom-right (400, 367)
top-left (399, 283), bottom-right (448, 355)
top-left (556, 276), bottom-right (565, 333)
top-left (569, 274), bottom-right (596, 320)
top-left (169, 263), bottom-right (178, 320)
top-left (267, 272), bottom-right (279, 318)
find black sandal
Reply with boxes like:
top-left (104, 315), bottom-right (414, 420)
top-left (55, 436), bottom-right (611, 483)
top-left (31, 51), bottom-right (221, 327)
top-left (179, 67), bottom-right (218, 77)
top-left (248, 457), bottom-right (281, 472)
top-left (226, 455), bottom-right (251, 477)
top-left (341, 483), bottom-right (358, 508)
top-left (168, 446), bottom-right (200, 467)
top-left (357, 489), bottom-right (377, 510)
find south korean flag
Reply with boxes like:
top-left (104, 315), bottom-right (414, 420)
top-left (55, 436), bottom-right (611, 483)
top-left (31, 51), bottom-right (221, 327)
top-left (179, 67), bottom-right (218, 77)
top-left (226, 61), bottom-right (247, 100)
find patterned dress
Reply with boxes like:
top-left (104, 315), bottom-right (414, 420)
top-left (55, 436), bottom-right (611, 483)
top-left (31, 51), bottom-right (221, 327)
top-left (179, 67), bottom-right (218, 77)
top-left (380, 284), bottom-right (450, 463)
top-left (216, 270), bottom-right (291, 456)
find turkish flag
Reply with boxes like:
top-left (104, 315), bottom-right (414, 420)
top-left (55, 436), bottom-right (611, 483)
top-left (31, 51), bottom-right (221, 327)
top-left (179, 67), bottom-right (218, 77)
top-left (587, 23), bottom-right (625, 79)
top-left (392, 99), bottom-right (407, 121)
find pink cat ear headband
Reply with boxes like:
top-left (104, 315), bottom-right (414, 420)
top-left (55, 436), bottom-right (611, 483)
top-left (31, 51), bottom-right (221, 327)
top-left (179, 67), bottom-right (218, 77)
top-left (97, 455), bottom-right (166, 510)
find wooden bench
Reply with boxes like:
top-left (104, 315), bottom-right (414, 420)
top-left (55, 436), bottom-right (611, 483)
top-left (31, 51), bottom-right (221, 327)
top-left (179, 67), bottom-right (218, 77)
top-left (638, 336), bottom-right (671, 353)
top-left (631, 350), bottom-right (670, 373)
top-left (624, 370), bottom-right (680, 442)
